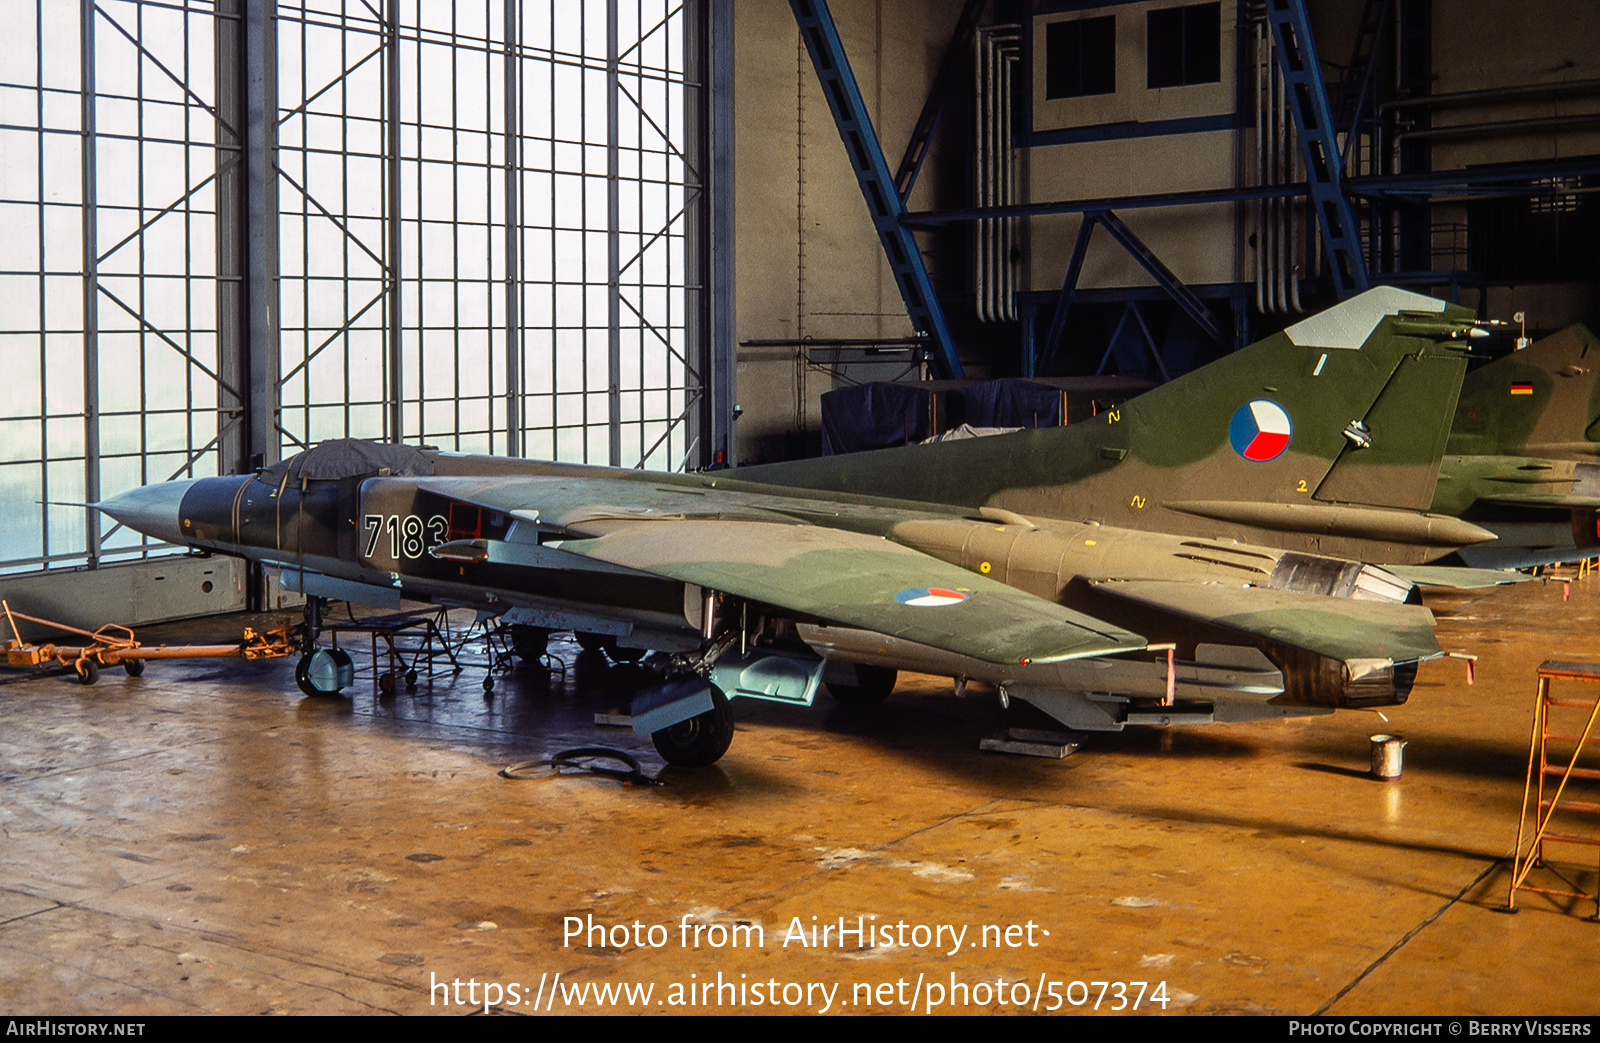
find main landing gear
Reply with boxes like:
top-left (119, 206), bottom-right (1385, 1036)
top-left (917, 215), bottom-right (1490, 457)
top-left (824, 665), bottom-right (897, 706)
top-left (648, 686), bottom-right (735, 767)
top-left (575, 631), bottom-right (645, 664)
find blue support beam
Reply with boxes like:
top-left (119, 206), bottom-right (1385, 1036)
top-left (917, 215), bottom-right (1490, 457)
top-left (892, 0), bottom-right (987, 202)
top-left (1035, 211), bottom-right (1225, 377)
top-left (788, 0), bottom-right (963, 379)
top-left (903, 152), bottom-right (1600, 227)
top-left (904, 182), bottom-right (1314, 227)
top-left (1094, 211), bottom-right (1226, 348)
top-left (1263, 0), bottom-right (1370, 297)
top-left (1334, 0), bottom-right (1391, 169)
top-left (1036, 216), bottom-right (1095, 376)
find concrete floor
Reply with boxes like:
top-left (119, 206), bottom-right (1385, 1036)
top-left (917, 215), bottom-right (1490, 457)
top-left (2, 578), bottom-right (1598, 1017)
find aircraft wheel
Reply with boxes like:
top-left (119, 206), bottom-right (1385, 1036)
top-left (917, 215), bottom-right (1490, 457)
top-left (510, 625), bottom-right (549, 663)
top-left (122, 657), bottom-right (145, 677)
top-left (824, 665), bottom-right (897, 706)
top-left (378, 671), bottom-right (396, 695)
top-left (650, 688), bottom-right (734, 767)
top-left (482, 676), bottom-right (495, 694)
top-left (577, 632), bottom-right (643, 664)
top-left (74, 659), bottom-right (100, 686)
top-left (295, 649), bottom-right (352, 698)
top-left (405, 669), bottom-right (418, 687)
top-left (575, 631), bottom-right (613, 654)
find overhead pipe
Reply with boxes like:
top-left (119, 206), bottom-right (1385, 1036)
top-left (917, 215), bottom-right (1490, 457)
top-left (1379, 76), bottom-right (1600, 117)
top-left (975, 25), bottom-right (1019, 323)
top-left (1253, 13), bottom-right (1304, 315)
top-left (999, 27), bottom-right (1017, 321)
top-left (975, 25), bottom-right (991, 322)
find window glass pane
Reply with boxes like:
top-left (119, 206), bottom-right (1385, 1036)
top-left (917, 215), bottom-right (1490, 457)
top-left (1045, 16), bottom-right (1115, 100)
top-left (1148, 3), bottom-right (1220, 89)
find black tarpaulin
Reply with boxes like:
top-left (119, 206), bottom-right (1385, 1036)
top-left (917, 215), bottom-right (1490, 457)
top-left (259, 439), bottom-right (434, 483)
top-left (948, 378), bottom-right (1063, 429)
top-left (819, 382), bottom-right (933, 455)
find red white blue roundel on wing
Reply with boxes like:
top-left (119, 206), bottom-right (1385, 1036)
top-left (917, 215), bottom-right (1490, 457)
top-left (895, 587), bottom-right (968, 607)
top-left (1228, 399), bottom-right (1293, 462)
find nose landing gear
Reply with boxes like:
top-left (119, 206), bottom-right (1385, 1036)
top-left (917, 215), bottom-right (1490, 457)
top-left (294, 597), bottom-right (352, 697)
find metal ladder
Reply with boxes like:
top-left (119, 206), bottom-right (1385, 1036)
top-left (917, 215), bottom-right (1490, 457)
top-left (1508, 660), bottom-right (1600, 920)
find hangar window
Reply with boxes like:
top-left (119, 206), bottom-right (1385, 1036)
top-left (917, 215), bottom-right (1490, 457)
top-left (1044, 16), bottom-right (1116, 99)
top-left (1147, 3), bottom-right (1221, 89)
top-left (0, 0), bottom-right (718, 578)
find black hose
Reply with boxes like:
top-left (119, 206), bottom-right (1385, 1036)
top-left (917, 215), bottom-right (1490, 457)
top-left (499, 746), bottom-right (662, 786)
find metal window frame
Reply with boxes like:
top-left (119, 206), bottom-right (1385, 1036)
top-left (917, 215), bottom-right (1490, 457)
top-left (1, 0), bottom-right (727, 581)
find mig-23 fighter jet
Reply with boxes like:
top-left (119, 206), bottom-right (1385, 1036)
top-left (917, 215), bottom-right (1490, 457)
top-left (1430, 323), bottom-right (1600, 568)
top-left (97, 287), bottom-right (1494, 767)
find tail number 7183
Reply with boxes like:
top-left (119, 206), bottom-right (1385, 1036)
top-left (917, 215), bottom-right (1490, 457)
top-left (364, 514), bottom-right (449, 561)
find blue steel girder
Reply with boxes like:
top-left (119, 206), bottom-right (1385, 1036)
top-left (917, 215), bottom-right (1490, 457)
top-left (788, 0), bottom-right (963, 379)
top-left (1263, 0), bottom-right (1370, 297)
top-left (1037, 211), bottom-right (1224, 377)
top-left (1335, 0), bottom-right (1391, 169)
top-left (1094, 211), bottom-right (1227, 348)
top-left (1037, 215), bottom-right (1096, 376)
top-left (893, 0), bottom-right (988, 202)
top-left (901, 152), bottom-right (1600, 224)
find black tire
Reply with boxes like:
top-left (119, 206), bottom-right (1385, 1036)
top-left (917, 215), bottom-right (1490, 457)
top-left (510, 624), bottom-right (550, 663)
top-left (482, 676), bottom-right (495, 693)
top-left (74, 659), bottom-right (100, 686)
top-left (650, 688), bottom-right (735, 767)
top-left (122, 657), bottom-right (145, 677)
top-left (404, 669), bottom-right (418, 687)
top-left (578, 631), bottom-right (644, 664)
top-left (824, 665), bottom-right (897, 706)
top-left (295, 649), bottom-right (352, 698)
top-left (378, 671), bottom-right (396, 694)
top-left (575, 631), bottom-right (613, 654)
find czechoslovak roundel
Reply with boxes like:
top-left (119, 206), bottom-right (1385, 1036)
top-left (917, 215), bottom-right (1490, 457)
top-left (1228, 399), bottom-right (1293, 462)
top-left (895, 587), bottom-right (968, 607)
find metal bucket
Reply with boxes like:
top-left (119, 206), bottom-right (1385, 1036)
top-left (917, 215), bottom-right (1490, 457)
top-left (1370, 734), bottom-right (1407, 780)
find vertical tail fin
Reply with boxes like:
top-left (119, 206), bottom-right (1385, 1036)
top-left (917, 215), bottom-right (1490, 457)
top-left (1091, 287), bottom-right (1478, 514)
top-left (728, 289), bottom-right (1481, 538)
top-left (1450, 323), bottom-right (1600, 456)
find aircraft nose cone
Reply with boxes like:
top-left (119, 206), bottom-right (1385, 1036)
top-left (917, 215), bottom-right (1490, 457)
top-left (94, 479), bottom-right (199, 545)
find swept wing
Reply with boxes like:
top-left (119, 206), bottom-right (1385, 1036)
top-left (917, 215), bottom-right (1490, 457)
top-left (417, 477), bottom-right (1144, 665)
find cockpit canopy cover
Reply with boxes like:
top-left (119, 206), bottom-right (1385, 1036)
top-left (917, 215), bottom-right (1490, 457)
top-left (259, 439), bottom-right (433, 484)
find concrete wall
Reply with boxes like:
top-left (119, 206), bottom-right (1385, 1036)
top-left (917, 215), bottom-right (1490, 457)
top-left (732, 0), bottom-right (964, 463)
top-left (1429, 0), bottom-right (1600, 333)
top-left (1026, 1), bottom-right (1244, 292)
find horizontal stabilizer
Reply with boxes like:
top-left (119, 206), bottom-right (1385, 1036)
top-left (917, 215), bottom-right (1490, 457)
top-left (1384, 565), bottom-right (1531, 588)
top-left (1090, 579), bottom-right (1440, 663)
top-left (1434, 455), bottom-right (1600, 512)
